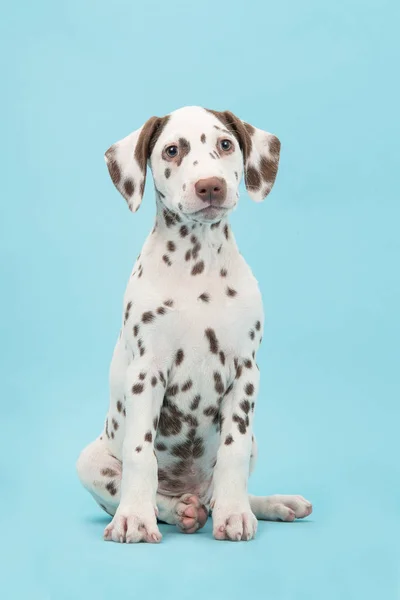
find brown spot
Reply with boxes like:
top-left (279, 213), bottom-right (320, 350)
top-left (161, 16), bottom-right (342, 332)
top-left (209, 152), bottom-right (216, 160)
top-left (220, 268), bottom-right (227, 277)
top-left (124, 301), bottom-right (132, 323)
top-left (193, 437), bottom-right (205, 458)
top-left (175, 349), bottom-right (184, 366)
top-left (205, 328), bottom-right (219, 354)
top-left (105, 481), bottom-right (117, 496)
top-left (225, 434), bottom-right (234, 445)
top-left (211, 221), bottom-right (220, 229)
top-left (184, 414), bottom-right (199, 428)
top-left (167, 384), bottom-right (179, 397)
top-left (234, 171), bottom-right (238, 180)
top-left (167, 240), bottom-right (176, 252)
top-left (198, 293), bottom-right (210, 303)
top-left (158, 399), bottom-right (183, 437)
top-left (193, 160), bottom-right (198, 166)
top-left (132, 383), bottom-right (144, 394)
top-left (255, 320), bottom-right (261, 331)
top-left (162, 254), bottom-right (172, 266)
top-left (144, 431), bottom-right (153, 443)
top-left (164, 299), bottom-right (174, 307)
top-left (139, 372), bottom-right (146, 380)
top-left (157, 306), bottom-right (166, 315)
top-left (177, 138), bottom-right (191, 166)
top-left (226, 287), bottom-right (237, 297)
top-left (251, 402), bottom-right (255, 412)
top-left (165, 168), bottom-right (171, 179)
top-left (249, 330), bottom-right (255, 340)
top-left (214, 372), bottom-right (225, 394)
top-left (217, 245), bottom-right (222, 254)
top-left (219, 351), bottom-right (225, 365)
top-left (116, 400), bottom-right (123, 412)
top-left (101, 468), bottom-right (118, 477)
top-left (156, 442), bottom-right (167, 451)
top-left (135, 446), bottom-right (142, 453)
top-left (111, 431), bottom-right (115, 439)
top-left (123, 179), bottom-right (135, 197)
top-left (112, 418), bottom-right (119, 430)
top-left (190, 395), bottom-right (201, 410)
top-left (240, 400), bottom-right (251, 414)
top-left (192, 243), bottom-right (201, 259)
top-left (142, 311), bottom-right (154, 324)
top-left (233, 414), bottom-right (247, 434)
top-left (185, 249), bottom-right (192, 261)
top-left (201, 134), bottom-right (206, 143)
top-left (223, 224), bottom-right (229, 240)
top-left (191, 261), bottom-right (204, 275)
top-left (235, 364), bottom-right (243, 379)
top-left (244, 359), bottom-right (252, 369)
top-left (181, 379), bottom-right (193, 392)
top-left (204, 405), bottom-right (219, 418)
top-left (245, 383), bottom-right (255, 396)
top-left (180, 225), bottom-right (189, 238)
top-left (246, 166), bottom-right (261, 191)
top-left (151, 376), bottom-right (157, 387)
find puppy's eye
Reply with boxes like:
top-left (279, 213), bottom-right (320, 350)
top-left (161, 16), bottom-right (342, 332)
top-left (165, 145), bottom-right (179, 158)
top-left (220, 139), bottom-right (232, 152)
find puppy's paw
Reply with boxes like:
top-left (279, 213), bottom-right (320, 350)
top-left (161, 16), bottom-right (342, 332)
top-left (175, 494), bottom-right (209, 534)
top-left (104, 506), bottom-right (161, 543)
top-left (258, 494), bottom-right (313, 521)
top-left (212, 501), bottom-right (257, 541)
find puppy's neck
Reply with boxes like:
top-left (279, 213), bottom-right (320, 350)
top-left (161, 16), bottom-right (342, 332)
top-left (141, 197), bottom-right (239, 275)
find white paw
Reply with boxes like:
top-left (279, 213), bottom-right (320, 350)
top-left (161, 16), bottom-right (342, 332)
top-left (262, 494), bottom-right (313, 521)
top-left (175, 494), bottom-right (209, 534)
top-left (104, 506), bottom-right (162, 543)
top-left (212, 501), bottom-right (258, 541)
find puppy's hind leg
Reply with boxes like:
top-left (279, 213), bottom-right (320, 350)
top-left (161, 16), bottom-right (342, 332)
top-left (76, 436), bottom-right (122, 517)
top-left (249, 494), bottom-right (312, 522)
top-left (248, 437), bottom-right (312, 521)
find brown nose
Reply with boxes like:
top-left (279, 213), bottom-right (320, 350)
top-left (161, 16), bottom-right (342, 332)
top-left (194, 177), bottom-right (227, 204)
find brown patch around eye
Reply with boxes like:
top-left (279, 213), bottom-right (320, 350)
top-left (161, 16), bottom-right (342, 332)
top-left (201, 134), bottom-right (206, 143)
top-left (177, 138), bottom-right (191, 166)
top-left (245, 165), bottom-right (262, 191)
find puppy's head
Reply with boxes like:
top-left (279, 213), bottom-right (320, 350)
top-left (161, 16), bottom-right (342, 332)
top-left (105, 106), bottom-right (280, 223)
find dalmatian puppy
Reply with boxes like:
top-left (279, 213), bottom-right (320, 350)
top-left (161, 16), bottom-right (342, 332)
top-left (77, 106), bottom-right (312, 543)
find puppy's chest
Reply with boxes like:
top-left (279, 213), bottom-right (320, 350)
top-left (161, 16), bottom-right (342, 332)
top-left (126, 263), bottom-right (263, 359)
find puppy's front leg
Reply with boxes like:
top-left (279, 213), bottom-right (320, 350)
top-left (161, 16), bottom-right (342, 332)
top-left (211, 362), bottom-right (260, 541)
top-left (104, 363), bottom-right (165, 544)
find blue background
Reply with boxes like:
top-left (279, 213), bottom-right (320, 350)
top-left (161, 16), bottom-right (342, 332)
top-left (1, 0), bottom-right (399, 598)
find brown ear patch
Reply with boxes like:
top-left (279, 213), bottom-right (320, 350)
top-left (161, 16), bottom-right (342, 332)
top-left (123, 178), bottom-right (135, 197)
top-left (105, 147), bottom-right (121, 185)
top-left (135, 115), bottom-right (170, 173)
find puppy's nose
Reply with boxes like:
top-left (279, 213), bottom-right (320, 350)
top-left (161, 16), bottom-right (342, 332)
top-left (194, 177), bottom-right (227, 204)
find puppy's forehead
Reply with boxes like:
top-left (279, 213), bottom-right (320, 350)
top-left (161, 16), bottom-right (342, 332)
top-left (159, 106), bottom-right (223, 142)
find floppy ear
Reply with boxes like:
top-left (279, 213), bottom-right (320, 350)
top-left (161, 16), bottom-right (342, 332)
top-left (105, 116), bottom-right (169, 212)
top-left (207, 110), bottom-right (281, 202)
